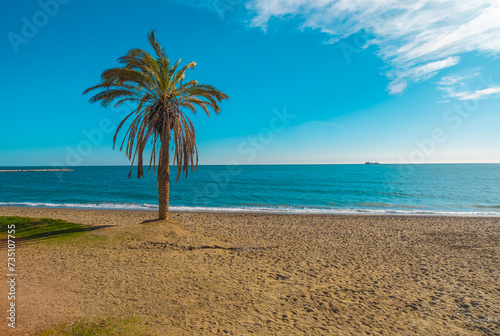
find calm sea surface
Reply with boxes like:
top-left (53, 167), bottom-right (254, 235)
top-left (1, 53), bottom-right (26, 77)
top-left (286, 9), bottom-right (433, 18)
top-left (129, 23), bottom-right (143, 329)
top-left (1, 164), bottom-right (499, 216)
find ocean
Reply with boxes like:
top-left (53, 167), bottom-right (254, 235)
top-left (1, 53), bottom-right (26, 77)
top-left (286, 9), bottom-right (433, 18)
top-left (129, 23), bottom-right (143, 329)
top-left (1, 164), bottom-right (499, 216)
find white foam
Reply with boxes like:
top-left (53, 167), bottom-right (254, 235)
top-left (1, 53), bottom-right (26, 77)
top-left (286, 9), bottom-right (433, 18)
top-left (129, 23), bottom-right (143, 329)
top-left (1, 202), bottom-right (500, 217)
top-left (0, 201), bottom-right (158, 210)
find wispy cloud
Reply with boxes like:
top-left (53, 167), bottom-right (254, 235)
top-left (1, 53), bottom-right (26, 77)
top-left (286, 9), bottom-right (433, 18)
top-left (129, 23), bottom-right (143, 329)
top-left (437, 70), bottom-right (500, 100)
top-left (246, 0), bottom-right (500, 94)
top-left (458, 87), bottom-right (500, 100)
top-left (441, 86), bottom-right (500, 101)
top-left (438, 71), bottom-right (482, 87)
top-left (387, 56), bottom-right (461, 94)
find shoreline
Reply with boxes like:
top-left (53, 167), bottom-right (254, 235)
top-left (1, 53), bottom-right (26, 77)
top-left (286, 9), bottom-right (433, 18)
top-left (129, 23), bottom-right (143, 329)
top-left (1, 205), bottom-right (500, 219)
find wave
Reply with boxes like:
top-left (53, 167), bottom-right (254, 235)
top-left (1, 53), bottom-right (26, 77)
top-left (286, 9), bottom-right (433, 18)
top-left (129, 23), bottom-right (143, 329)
top-left (0, 202), bottom-right (159, 211)
top-left (1, 201), bottom-right (500, 217)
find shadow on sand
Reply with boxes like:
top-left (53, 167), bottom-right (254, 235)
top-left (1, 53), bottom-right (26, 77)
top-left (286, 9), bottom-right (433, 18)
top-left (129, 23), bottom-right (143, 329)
top-left (0, 225), bottom-right (112, 248)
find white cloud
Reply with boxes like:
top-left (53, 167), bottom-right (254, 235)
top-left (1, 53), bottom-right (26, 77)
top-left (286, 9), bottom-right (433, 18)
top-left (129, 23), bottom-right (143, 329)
top-left (246, 0), bottom-right (500, 94)
top-left (437, 71), bottom-right (482, 87)
top-left (446, 86), bottom-right (500, 100)
top-left (387, 80), bottom-right (407, 95)
top-left (410, 57), bottom-right (461, 80)
top-left (437, 70), bottom-right (500, 100)
top-left (387, 56), bottom-right (461, 94)
top-left (458, 87), bottom-right (500, 100)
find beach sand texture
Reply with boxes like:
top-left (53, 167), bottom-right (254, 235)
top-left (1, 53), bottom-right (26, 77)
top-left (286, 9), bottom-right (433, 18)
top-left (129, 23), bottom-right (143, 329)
top-left (0, 207), bottom-right (498, 335)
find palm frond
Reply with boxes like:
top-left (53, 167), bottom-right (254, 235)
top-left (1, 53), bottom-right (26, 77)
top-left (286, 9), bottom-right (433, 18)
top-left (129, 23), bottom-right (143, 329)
top-left (83, 30), bottom-right (229, 182)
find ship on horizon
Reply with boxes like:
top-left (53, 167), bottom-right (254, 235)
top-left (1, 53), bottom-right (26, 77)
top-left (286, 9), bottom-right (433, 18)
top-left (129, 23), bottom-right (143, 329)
top-left (365, 162), bottom-right (380, 165)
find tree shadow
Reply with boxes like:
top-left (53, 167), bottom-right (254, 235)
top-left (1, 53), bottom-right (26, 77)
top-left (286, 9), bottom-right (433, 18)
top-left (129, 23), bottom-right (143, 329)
top-left (141, 219), bottom-right (161, 224)
top-left (0, 225), bottom-right (112, 247)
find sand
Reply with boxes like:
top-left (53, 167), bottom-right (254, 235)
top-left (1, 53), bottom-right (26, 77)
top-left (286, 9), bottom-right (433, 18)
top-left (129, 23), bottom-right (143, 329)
top-left (0, 207), bottom-right (499, 335)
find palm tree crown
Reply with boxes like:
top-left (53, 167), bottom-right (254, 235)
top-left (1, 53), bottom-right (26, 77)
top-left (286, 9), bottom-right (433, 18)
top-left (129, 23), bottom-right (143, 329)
top-left (83, 30), bottom-right (229, 219)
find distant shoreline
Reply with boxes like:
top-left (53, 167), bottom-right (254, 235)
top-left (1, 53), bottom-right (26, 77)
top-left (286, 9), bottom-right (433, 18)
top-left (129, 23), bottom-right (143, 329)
top-left (1, 205), bottom-right (499, 218)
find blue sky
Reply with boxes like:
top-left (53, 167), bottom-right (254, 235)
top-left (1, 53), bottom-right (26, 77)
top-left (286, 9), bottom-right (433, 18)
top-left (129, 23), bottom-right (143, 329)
top-left (1, 0), bottom-right (499, 166)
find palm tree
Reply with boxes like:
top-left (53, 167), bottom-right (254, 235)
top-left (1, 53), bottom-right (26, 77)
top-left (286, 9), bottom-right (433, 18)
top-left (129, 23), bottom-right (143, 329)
top-left (83, 31), bottom-right (229, 220)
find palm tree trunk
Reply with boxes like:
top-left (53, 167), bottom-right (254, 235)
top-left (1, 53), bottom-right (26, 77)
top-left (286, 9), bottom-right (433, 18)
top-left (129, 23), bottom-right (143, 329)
top-left (158, 167), bottom-right (170, 220)
top-left (158, 133), bottom-right (170, 220)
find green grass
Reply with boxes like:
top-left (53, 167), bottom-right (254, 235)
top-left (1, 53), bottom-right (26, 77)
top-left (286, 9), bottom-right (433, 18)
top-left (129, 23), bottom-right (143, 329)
top-left (40, 317), bottom-right (145, 336)
top-left (0, 216), bottom-right (106, 245)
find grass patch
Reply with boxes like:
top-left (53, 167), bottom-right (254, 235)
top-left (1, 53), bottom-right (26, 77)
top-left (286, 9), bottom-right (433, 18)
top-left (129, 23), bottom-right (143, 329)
top-left (0, 216), bottom-right (106, 245)
top-left (40, 317), bottom-right (145, 336)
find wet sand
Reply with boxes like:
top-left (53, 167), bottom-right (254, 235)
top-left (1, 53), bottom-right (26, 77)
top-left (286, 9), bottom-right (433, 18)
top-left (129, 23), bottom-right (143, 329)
top-left (0, 207), bottom-right (499, 335)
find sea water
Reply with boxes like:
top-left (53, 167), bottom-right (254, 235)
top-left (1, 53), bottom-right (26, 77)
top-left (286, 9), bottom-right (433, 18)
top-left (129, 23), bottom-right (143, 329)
top-left (1, 164), bottom-right (499, 216)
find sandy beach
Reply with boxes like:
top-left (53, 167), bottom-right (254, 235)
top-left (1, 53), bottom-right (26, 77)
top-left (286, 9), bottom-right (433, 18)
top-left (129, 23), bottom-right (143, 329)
top-left (0, 207), bottom-right (499, 335)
